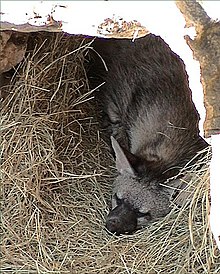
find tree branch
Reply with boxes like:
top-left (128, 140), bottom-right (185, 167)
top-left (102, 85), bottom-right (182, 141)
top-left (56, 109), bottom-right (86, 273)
top-left (176, 0), bottom-right (220, 138)
top-left (175, 0), bottom-right (210, 29)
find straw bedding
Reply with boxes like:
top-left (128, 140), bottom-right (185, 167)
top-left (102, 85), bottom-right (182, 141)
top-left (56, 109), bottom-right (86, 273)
top-left (0, 32), bottom-right (219, 274)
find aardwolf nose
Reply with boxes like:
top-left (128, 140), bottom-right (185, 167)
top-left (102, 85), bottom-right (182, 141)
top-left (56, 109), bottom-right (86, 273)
top-left (106, 204), bottom-right (137, 235)
top-left (106, 217), bottom-right (122, 235)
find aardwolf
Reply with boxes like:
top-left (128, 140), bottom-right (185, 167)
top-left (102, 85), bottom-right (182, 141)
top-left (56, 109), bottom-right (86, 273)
top-left (90, 34), bottom-right (208, 235)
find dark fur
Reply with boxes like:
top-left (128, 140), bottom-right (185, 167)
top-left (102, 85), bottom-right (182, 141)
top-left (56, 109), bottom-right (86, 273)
top-left (89, 34), bottom-right (208, 234)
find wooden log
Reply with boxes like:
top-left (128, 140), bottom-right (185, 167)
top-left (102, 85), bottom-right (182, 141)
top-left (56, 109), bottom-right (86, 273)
top-left (176, 0), bottom-right (220, 250)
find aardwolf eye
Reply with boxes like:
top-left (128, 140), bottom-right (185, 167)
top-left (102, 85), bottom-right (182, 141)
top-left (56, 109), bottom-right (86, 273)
top-left (115, 194), bottom-right (123, 205)
top-left (136, 211), bottom-right (152, 221)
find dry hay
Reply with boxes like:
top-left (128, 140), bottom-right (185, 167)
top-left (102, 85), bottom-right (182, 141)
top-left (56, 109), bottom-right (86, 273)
top-left (0, 32), bottom-right (219, 274)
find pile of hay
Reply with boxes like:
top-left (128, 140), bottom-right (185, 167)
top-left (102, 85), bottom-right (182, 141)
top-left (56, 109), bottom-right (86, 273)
top-left (1, 32), bottom-right (219, 274)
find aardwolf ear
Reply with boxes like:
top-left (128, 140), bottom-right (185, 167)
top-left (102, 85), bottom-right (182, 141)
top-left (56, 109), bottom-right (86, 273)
top-left (111, 136), bottom-right (136, 176)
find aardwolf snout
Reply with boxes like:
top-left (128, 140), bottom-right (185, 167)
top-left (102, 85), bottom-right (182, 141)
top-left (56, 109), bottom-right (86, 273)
top-left (106, 203), bottom-right (137, 235)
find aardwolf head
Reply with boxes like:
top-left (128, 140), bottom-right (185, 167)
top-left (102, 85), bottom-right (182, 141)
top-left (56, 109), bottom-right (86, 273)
top-left (106, 137), bottom-right (172, 235)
